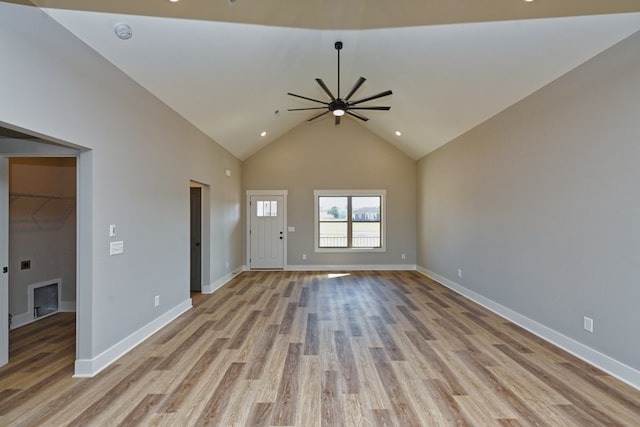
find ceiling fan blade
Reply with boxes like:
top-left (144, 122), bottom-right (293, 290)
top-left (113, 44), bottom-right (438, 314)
top-left (308, 110), bottom-right (331, 121)
top-left (335, 115), bottom-right (341, 126)
top-left (288, 107), bottom-right (329, 111)
top-left (349, 106), bottom-right (391, 111)
top-left (344, 77), bottom-right (366, 101)
top-left (288, 92), bottom-right (329, 105)
top-left (346, 110), bottom-right (369, 122)
top-left (349, 89), bottom-right (393, 106)
top-left (315, 78), bottom-right (337, 102)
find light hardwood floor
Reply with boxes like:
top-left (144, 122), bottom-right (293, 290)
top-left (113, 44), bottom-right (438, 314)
top-left (1, 270), bottom-right (639, 426)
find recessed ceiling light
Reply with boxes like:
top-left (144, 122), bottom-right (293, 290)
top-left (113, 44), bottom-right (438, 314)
top-left (169, 0), bottom-right (179, 3)
top-left (524, 0), bottom-right (535, 2)
top-left (395, 130), bottom-right (402, 136)
top-left (260, 131), bottom-right (267, 137)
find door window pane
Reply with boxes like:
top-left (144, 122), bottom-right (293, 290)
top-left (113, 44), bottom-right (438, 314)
top-left (257, 201), bottom-right (277, 217)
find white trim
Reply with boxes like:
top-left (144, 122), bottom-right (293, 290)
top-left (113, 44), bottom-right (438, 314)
top-left (286, 264), bottom-right (415, 271)
top-left (0, 129), bottom-right (84, 369)
top-left (417, 266), bottom-right (640, 391)
top-left (10, 311), bottom-right (33, 329)
top-left (202, 268), bottom-right (243, 294)
top-left (8, 300), bottom-right (87, 329)
top-left (28, 278), bottom-right (62, 319)
top-left (12, 299), bottom-right (75, 329)
top-left (9, 280), bottom-right (66, 329)
top-left (246, 190), bottom-right (288, 270)
top-left (313, 189), bottom-right (387, 253)
top-left (73, 298), bottom-right (192, 378)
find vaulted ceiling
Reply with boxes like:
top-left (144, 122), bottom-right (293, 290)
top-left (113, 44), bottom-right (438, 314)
top-left (31, 0), bottom-right (640, 160)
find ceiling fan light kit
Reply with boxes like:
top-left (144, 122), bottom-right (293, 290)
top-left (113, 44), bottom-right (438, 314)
top-left (288, 41), bottom-right (392, 125)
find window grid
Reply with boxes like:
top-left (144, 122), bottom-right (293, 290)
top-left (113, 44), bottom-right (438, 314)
top-left (317, 195), bottom-right (382, 249)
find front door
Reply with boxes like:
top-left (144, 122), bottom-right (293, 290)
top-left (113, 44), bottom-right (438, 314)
top-left (250, 195), bottom-right (284, 269)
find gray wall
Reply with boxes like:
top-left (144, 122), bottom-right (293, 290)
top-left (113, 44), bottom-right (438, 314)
top-left (243, 119), bottom-right (416, 267)
top-left (8, 158), bottom-right (76, 319)
top-left (417, 31), bottom-right (640, 371)
top-left (1, 3), bottom-right (242, 363)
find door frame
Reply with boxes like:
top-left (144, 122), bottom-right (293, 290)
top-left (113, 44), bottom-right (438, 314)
top-left (245, 190), bottom-right (288, 270)
top-left (0, 158), bottom-right (8, 366)
top-left (189, 180), bottom-right (210, 293)
top-left (189, 184), bottom-right (202, 292)
top-left (0, 134), bottom-right (85, 370)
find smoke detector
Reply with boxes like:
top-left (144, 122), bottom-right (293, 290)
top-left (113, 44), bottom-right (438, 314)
top-left (114, 23), bottom-right (133, 40)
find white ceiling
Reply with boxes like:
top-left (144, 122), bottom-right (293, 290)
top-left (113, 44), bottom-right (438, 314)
top-left (36, 1), bottom-right (640, 160)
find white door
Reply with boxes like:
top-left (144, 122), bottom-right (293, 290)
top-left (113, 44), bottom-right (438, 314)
top-left (250, 195), bottom-right (284, 269)
top-left (0, 158), bottom-right (9, 366)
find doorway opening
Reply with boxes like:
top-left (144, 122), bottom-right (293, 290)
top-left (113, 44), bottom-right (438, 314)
top-left (1, 125), bottom-right (86, 372)
top-left (189, 181), bottom-right (210, 293)
top-left (8, 157), bottom-right (76, 329)
top-left (190, 186), bottom-right (202, 292)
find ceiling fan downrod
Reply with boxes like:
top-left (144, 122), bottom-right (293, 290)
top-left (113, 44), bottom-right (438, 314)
top-left (335, 41), bottom-right (342, 99)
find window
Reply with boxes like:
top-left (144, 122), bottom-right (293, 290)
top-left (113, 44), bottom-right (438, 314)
top-left (314, 190), bottom-right (386, 252)
top-left (256, 200), bottom-right (278, 217)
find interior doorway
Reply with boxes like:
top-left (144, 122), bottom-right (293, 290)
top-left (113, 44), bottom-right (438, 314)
top-left (0, 126), bottom-right (82, 370)
top-left (8, 157), bottom-right (76, 328)
top-left (190, 186), bottom-right (202, 292)
top-left (189, 181), bottom-right (210, 293)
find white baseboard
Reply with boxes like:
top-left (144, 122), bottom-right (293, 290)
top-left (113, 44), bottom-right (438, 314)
top-left (417, 266), bottom-right (640, 391)
top-left (10, 311), bottom-right (32, 329)
top-left (242, 264), bottom-right (416, 272)
top-left (73, 298), bottom-right (192, 378)
top-left (286, 264), bottom-right (417, 271)
top-left (202, 268), bottom-right (243, 294)
top-left (10, 301), bottom-right (77, 329)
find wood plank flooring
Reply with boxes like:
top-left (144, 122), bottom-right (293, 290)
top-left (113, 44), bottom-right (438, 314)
top-left (1, 270), bottom-right (639, 426)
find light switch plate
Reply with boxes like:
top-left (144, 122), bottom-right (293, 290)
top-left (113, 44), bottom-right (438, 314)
top-left (288, 226), bottom-right (295, 232)
top-left (110, 241), bottom-right (124, 255)
top-left (109, 224), bottom-right (116, 237)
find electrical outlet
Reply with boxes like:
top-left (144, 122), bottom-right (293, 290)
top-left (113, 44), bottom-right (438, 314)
top-left (457, 269), bottom-right (463, 278)
top-left (401, 253), bottom-right (406, 260)
top-left (583, 316), bottom-right (593, 333)
top-left (154, 295), bottom-right (160, 307)
top-left (302, 254), bottom-right (307, 260)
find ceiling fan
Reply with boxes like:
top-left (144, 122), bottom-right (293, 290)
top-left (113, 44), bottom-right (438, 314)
top-left (288, 41), bottom-right (392, 125)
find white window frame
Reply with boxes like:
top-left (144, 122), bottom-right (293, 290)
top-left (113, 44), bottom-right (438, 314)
top-left (314, 189), bottom-right (387, 253)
